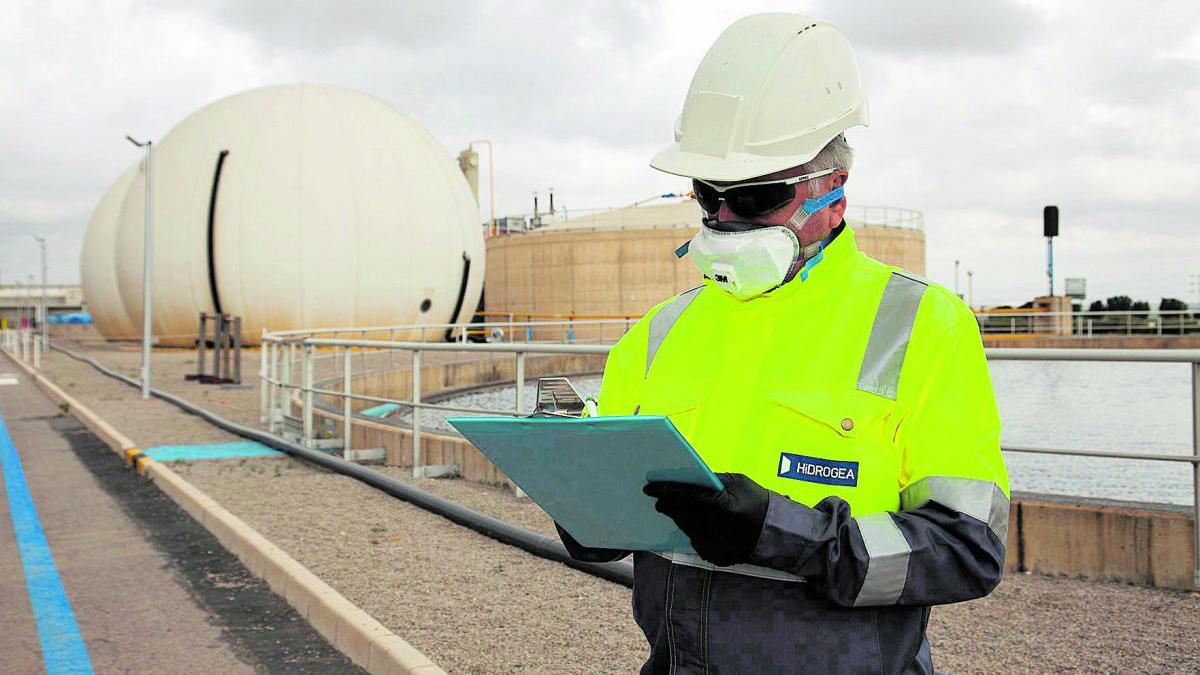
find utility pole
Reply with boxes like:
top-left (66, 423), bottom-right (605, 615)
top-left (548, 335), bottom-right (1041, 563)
top-left (32, 236), bottom-right (46, 349)
top-left (25, 276), bottom-right (33, 329)
top-left (1044, 206), bottom-right (1059, 296)
top-left (127, 135), bottom-right (154, 400)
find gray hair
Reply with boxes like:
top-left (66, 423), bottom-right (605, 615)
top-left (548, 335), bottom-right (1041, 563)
top-left (798, 134), bottom-right (853, 195)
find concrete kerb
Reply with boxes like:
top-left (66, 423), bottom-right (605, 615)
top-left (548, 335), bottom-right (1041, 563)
top-left (0, 348), bottom-right (446, 675)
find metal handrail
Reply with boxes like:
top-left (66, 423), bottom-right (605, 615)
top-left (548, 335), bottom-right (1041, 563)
top-left (6, 321), bottom-right (1197, 586)
top-left (266, 317), bottom-right (634, 339)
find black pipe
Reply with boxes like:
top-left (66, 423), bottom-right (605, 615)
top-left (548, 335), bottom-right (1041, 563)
top-left (49, 343), bottom-right (635, 587)
top-left (444, 252), bottom-right (472, 342)
top-left (206, 150), bottom-right (230, 315)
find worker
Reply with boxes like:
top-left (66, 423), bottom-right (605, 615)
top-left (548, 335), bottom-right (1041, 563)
top-left (556, 13), bottom-right (1009, 674)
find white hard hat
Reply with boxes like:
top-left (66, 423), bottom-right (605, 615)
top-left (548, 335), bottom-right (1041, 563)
top-left (650, 14), bottom-right (869, 182)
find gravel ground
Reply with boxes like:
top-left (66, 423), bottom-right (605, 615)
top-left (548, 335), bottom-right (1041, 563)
top-left (27, 328), bottom-right (1200, 673)
top-left (173, 458), bottom-right (645, 674)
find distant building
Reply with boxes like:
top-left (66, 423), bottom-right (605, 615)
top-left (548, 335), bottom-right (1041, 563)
top-left (0, 285), bottom-right (84, 325)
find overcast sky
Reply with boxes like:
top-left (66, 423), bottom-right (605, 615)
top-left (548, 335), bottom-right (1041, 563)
top-left (1, 0), bottom-right (1197, 307)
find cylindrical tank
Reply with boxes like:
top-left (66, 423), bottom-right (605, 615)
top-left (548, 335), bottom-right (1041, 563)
top-left (484, 201), bottom-right (925, 322)
top-left (88, 84), bottom-right (485, 345)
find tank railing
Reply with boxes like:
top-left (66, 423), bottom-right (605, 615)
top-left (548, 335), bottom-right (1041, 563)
top-left (266, 316), bottom-right (638, 344)
top-left (845, 205), bottom-right (924, 231)
top-left (254, 323), bottom-right (1200, 588)
top-left (975, 309), bottom-right (1198, 337)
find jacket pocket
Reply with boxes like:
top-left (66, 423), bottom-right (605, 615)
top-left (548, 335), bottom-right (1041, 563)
top-left (638, 383), bottom-right (702, 437)
top-left (761, 389), bottom-right (899, 512)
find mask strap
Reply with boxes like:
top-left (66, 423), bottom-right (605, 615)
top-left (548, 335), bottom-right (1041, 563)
top-left (801, 185), bottom-right (845, 215)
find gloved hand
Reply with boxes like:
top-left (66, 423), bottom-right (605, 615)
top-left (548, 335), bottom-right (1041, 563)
top-left (643, 473), bottom-right (770, 566)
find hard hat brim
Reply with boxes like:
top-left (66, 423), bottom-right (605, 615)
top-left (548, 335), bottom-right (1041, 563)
top-left (649, 142), bottom-right (824, 182)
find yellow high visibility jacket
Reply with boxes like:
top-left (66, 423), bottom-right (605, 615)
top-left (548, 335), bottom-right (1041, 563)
top-left (600, 226), bottom-right (1009, 522)
top-left (565, 225), bottom-right (1010, 673)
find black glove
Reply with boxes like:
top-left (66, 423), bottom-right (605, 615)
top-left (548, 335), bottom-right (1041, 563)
top-left (643, 473), bottom-right (770, 566)
top-left (554, 521), bottom-right (629, 563)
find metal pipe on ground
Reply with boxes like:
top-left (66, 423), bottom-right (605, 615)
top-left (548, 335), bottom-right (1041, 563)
top-left (47, 342), bottom-right (635, 588)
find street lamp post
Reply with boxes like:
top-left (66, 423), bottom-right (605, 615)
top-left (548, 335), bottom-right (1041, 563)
top-left (32, 236), bottom-right (46, 349)
top-left (24, 276), bottom-right (32, 329)
top-left (954, 259), bottom-right (961, 297)
top-left (967, 270), bottom-right (974, 309)
top-left (127, 135), bottom-right (154, 400)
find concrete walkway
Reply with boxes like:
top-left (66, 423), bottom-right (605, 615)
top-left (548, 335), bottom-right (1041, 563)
top-left (0, 354), bottom-right (362, 674)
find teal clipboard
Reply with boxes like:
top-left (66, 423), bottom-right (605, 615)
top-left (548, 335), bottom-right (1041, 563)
top-left (447, 415), bottom-right (722, 553)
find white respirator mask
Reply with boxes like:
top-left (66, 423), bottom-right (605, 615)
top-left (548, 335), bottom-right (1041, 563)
top-left (679, 186), bottom-right (844, 299)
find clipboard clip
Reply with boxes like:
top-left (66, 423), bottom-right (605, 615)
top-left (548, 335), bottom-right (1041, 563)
top-left (532, 377), bottom-right (588, 418)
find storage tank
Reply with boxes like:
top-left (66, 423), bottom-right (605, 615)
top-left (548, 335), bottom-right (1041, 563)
top-left (80, 165), bottom-right (139, 339)
top-left (485, 200), bottom-right (924, 321)
top-left (85, 84), bottom-right (485, 345)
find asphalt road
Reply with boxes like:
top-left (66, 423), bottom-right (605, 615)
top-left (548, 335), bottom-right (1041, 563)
top-left (0, 352), bottom-right (363, 674)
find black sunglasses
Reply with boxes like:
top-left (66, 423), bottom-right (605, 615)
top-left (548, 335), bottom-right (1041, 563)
top-left (692, 168), bottom-right (837, 218)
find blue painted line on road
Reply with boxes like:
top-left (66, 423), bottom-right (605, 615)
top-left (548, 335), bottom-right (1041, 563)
top-left (0, 414), bottom-right (94, 675)
top-left (142, 441), bottom-right (282, 462)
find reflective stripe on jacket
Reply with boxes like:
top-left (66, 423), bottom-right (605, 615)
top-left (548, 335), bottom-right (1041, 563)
top-left (572, 225), bottom-right (1009, 674)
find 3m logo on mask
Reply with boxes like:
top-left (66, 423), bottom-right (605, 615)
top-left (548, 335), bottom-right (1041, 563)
top-left (778, 453), bottom-right (858, 487)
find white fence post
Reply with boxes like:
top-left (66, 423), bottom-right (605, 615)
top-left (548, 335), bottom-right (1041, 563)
top-left (283, 342), bottom-right (294, 424)
top-left (412, 349), bottom-right (422, 478)
top-left (513, 351), bottom-right (527, 498)
top-left (268, 341), bottom-right (279, 432)
top-left (1191, 361), bottom-right (1199, 591)
top-left (343, 347), bottom-right (353, 459)
top-left (259, 331), bottom-right (268, 424)
top-left (302, 343), bottom-right (314, 449)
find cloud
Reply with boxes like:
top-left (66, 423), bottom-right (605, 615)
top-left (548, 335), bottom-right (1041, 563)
top-left (0, 0), bottom-right (1196, 309)
top-left (815, 0), bottom-right (1045, 54)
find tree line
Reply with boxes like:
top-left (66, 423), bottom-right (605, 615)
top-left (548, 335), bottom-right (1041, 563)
top-left (1085, 296), bottom-right (1189, 313)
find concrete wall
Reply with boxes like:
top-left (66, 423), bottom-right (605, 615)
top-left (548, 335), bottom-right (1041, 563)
top-left (485, 228), bottom-right (699, 319)
top-left (1006, 494), bottom-right (1195, 590)
top-left (484, 224), bottom-right (925, 319)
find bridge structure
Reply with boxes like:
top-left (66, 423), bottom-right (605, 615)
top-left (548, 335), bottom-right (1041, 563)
top-left (0, 284), bottom-right (84, 326)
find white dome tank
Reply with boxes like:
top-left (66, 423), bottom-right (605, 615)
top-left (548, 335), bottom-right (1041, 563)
top-left (88, 84), bottom-right (485, 345)
top-left (80, 164), bottom-right (139, 339)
